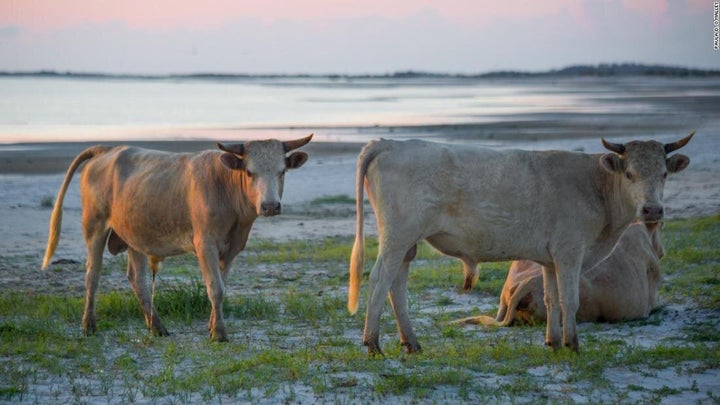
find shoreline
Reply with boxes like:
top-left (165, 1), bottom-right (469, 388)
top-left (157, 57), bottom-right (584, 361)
top-left (0, 119), bottom-right (708, 175)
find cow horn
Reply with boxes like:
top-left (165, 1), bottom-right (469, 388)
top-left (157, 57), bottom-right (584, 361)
top-left (664, 131), bottom-right (695, 154)
top-left (601, 138), bottom-right (625, 155)
top-left (216, 142), bottom-right (244, 155)
top-left (283, 134), bottom-right (313, 153)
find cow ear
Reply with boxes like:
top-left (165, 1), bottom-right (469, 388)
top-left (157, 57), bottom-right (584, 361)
top-left (666, 154), bottom-right (689, 173)
top-left (286, 151), bottom-right (308, 169)
top-left (599, 153), bottom-right (624, 174)
top-left (220, 153), bottom-right (246, 170)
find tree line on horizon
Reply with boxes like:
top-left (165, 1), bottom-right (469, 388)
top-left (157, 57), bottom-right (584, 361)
top-left (1, 63), bottom-right (719, 80)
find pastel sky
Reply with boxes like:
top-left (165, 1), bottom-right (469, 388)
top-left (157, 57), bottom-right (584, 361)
top-left (0, 0), bottom-right (716, 74)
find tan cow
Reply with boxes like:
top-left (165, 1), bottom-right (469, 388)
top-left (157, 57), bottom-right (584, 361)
top-left (456, 221), bottom-right (664, 326)
top-left (348, 133), bottom-right (692, 355)
top-left (42, 135), bottom-right (312, 341)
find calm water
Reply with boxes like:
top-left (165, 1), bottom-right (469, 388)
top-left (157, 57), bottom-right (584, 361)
top-left (0, 75), bottom-right (715, 144)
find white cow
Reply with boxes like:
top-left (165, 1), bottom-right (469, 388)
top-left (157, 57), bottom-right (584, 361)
top-left (348, 133), bottom-right (692, 354)
top-left (457, 221), bottom-right (664, 326)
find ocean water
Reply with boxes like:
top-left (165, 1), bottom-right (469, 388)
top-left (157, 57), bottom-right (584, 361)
top-left (0, 76), bottom-right (623, 143)
top-left (0, 75), bottom-right (717, 144)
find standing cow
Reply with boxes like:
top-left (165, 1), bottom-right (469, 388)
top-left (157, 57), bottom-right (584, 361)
top-left (348, 133), bottom-right (692, 354)
top-left (42, 135), bottom-right (313, 341)
top-left (456, 221), bottom-right (664, 326)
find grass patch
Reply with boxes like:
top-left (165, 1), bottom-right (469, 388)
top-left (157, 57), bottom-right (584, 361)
top-left (310, 194), bottom-right (356, 205)
top-left (0, 216), bottom-right (718, 403)
top-left (660, 214), bottom-right (720, 307)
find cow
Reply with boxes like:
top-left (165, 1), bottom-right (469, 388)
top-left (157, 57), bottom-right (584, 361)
top-left (42, 134), bottom-right (313, 342)
top-left (348, 132), bottom-right (692, 355)
top-left (455, 221), bottom-right (664, 326)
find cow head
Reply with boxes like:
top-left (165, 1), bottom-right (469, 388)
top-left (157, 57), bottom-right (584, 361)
top-left (599, 131), bottom-right (693, 223)
top-left (217, 134), bottom-right (312, 216)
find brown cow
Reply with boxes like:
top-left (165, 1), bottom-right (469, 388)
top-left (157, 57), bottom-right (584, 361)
top-left (348, 133), bottom-right (692, 354)
top-left (42, 135), bottom-right (312, 341)
top-left (456, 221), bottom-right (664, 326)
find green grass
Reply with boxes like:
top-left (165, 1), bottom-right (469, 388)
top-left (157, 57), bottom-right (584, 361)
top-left (659, 214), bottom-right (720, 308)
top-left (1, 215), bottom-right (718, 403)
top-left (310, 194), bottom-right (356, 205)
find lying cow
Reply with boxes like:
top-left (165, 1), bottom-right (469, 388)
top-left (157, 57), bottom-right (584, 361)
top-left (348, 133), bottom-right (692, 354)
top-left (42, 135), bottom-right (313, 341)
top-left (456, 221), bottom-right (664, 326)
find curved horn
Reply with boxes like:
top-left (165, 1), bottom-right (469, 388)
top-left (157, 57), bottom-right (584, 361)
top-left (664, 131), bottom-right (695, 154)
top-left (283, 133), bottom-right (313, 153)
top-left (601, 138), bottom-right (626, 155)
top-left (216, 142), bottom-right (244, 155)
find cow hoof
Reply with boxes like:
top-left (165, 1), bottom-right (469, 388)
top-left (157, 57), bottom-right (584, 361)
top-left (364, 340), bottom-right (384, 357)
top-left (363, 335), bottom-right (383, 356)
top-left (565, 342), bottom-right (580, 353)
top-left (210, 331), bottom-right (229, 342)
top-left (82, 322), bottom-right (98, 336)
top-left (367, 346), bottom-right (385, 357)
top-left (152, 326), bottom-right (170, 337)
top-left (401, 342), bottom-right (422, 354)
top-left (545, 340), bottom-right (561, 351)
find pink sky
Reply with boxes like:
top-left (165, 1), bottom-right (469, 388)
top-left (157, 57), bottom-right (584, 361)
top-left (0, 0), bottom-right (713, 74)
top-left (3, 1), bottom-right (591, 30)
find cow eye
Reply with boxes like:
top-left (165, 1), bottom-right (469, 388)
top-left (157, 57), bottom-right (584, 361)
top-left (245, 170), bottom-right (254, 178)
top-left (625, 171), bottom-right (634, 181)
top-left (662, 171), bottom-right (668, 179)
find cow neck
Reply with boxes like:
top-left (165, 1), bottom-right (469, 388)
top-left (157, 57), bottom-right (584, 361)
top-left (596, 163), bottom-right (637, 241)
top-left (228, 169), bottom-right (259, 224)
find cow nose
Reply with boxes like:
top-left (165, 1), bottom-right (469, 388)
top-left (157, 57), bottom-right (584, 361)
top-left (642, 205), bottom-right (664, 222)
top-left (260, 201), bottom-right (281, 216)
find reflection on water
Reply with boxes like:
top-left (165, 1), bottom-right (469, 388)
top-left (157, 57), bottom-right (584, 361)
top-left (0, 76), bottom-right (718, 143)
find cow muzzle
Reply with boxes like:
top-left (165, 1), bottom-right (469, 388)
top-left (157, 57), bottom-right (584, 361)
top-left (641, 204), bottom-right (664, 223)
top-left (260, 201), bottom-right (282, 217)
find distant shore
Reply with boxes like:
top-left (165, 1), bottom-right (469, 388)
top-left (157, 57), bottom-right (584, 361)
top-left (2, 62), bottom-right (719, 80)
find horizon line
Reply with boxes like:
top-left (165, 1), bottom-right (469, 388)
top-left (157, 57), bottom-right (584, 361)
top-left (2, 62), bottom-right (720, 80)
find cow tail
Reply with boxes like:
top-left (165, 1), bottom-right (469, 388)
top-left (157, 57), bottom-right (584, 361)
top-left (498, 276), bottom-right (537, 326)
top-left (347, 148), bottom-right (368, 314)
top-left (42, 146), bottom-right (111, 270)
top-left (348, 141), bottom-right (384, 314)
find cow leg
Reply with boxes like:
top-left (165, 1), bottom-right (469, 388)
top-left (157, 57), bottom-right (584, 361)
top-left (126, 249), bottom-right (169, 336)
top-left (555, 258), bottom-right (581, 351)
top-left (81, 223), bottom-right (109, 336)
top-left (461, 259), bottom-right (478, 292)
top-left (219, 226), bottom-right (250, 285)
top-left (542, 265), bottom-right (562, 350)
top-left (196, 241), bottom-right (227, 342)
top-left (363, 246), bottom-right (407, 356)
top-left (495, 298), bottom-right (509, 323)
top-left (388, 245), bottom-right (421, 353)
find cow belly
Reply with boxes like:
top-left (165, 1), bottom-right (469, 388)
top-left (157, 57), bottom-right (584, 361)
top-left (109, 222), bottom-right (193, 257)
top-left (425, 223), bottom-right (546, 263)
